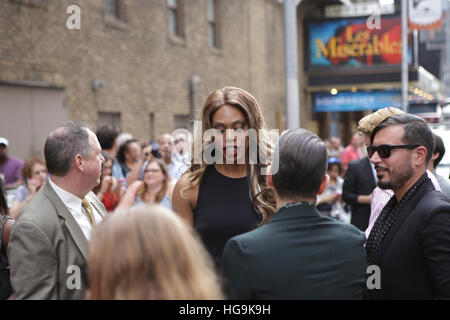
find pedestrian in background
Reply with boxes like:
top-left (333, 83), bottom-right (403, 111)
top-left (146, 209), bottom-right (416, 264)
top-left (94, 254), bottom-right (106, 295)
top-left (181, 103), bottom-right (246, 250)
top-left (117, 159), bottom-right (174, 210)
top-left (0, 137), bottom-right (23, 190)
top-left (316, 157), bottom-right (349, 223)
top-left (428, 133), bottom-right (450, 198)
top-left (9, 158), bottom-right (47, 218)
top-left (340, 133), bottom-right (363, 175)
top-left (92, 153), bottom-right (124, 212)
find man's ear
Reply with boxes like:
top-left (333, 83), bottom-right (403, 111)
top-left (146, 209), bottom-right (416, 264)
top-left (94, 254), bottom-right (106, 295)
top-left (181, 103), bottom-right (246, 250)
top-left (74, 154), bottom-right (84, 171)
top-left (431, 152), bottom-right (440, 162)
top-left (317, 174), bottom-right (330, 195)
top-left (414, 146), bottom-right (428, 167)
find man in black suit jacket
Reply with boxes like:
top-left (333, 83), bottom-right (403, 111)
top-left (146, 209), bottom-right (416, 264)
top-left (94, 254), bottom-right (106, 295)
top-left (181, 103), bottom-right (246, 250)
top-left (221, 129), bottom-right (367, 299)
top-left (343, 156), bottom-right (377, 231)
top-left (366, 114), bottom-right (450, 299)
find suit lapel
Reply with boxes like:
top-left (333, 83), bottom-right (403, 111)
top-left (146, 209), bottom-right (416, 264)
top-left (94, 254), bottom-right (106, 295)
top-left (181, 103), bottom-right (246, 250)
top-left (376, 179), bottom-right (434, 265)
top-left (43, 183), bottom-right (88, 260)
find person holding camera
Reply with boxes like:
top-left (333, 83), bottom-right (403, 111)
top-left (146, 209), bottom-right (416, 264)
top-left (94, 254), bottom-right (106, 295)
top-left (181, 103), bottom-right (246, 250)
top-left (92, 153), bottom-right (125, 212)
top-left (116, 158), bottom-right (174, 211)
top-left (123, 141), bottom-right (158, 188)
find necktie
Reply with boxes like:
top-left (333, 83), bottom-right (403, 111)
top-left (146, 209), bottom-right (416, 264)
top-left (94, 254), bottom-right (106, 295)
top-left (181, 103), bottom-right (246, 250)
top-left (81, 197), bottom-right (96, 226)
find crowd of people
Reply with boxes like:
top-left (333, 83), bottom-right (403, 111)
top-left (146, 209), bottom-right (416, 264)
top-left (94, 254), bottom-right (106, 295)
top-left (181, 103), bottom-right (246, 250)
top-left (1, 86), bottom-right (450, 300)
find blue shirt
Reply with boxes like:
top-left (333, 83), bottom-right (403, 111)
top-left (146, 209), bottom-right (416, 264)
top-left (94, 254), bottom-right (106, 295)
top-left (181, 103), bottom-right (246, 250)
top-left (133, 194), bottom-right (172, 210)
top-left (139, 159), bottom-right (187, 183)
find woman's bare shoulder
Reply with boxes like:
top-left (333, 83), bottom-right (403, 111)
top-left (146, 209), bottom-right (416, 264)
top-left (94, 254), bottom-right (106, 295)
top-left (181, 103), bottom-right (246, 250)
top-left (173, 173), bottom-right (199, 207)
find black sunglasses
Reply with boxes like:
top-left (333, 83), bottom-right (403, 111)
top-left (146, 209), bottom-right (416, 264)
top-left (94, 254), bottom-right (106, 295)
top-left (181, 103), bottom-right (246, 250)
top-left (367, 144), bottom-right (420, 159)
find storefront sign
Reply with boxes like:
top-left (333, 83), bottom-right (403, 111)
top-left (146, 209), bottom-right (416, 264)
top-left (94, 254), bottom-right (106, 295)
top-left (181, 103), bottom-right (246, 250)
top-left (324, 2), bottom-right (395, 18)
top-left (308, 16), bottom-right (412, 68)
top-left (314, 90), bottom-right (402, 112)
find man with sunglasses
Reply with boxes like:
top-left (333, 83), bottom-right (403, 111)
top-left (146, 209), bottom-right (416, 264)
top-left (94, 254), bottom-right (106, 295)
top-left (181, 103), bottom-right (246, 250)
top-left (365, 114), bottom-right (450, 299)
top-left (357, 107), bottom-right (441, 242)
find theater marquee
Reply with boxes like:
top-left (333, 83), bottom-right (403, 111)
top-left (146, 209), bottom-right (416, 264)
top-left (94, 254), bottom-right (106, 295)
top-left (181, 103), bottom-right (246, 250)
top-left (307, 16), bottom-right (413, 68)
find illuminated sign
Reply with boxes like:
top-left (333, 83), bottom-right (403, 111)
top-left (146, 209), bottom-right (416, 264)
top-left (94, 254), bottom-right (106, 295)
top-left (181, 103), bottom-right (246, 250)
top-left (308, 16), bottom-right (412, 68)
top-left (314, 90), bottom-right (402, 112)
top-left (324, 2), bottom-right (395, 18)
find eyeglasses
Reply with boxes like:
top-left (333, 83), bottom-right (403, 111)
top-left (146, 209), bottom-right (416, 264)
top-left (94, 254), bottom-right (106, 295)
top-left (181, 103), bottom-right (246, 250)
top-left (144, 169), bottom-right (162, 173)
top-left (175, 138), bottom-right (184, 144)
top-left (367, 144), bottom-right (420, 159)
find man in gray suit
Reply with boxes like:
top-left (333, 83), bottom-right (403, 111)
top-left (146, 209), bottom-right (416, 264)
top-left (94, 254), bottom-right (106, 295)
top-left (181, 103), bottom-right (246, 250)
top-left (8, 121), bottom-right (107, 299)
top-left (221, 129), bottom-right (367, 299)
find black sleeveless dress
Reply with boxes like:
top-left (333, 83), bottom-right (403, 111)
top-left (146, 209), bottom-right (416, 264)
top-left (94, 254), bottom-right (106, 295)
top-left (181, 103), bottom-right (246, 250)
top-left (194, 165), bottom-right (261, 268)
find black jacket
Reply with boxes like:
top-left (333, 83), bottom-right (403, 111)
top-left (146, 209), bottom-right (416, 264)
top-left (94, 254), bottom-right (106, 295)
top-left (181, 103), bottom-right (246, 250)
top-left (343, 157), bottom-right (377, 231)
top-left (221, 204), bottom-right (367, 299)
top-left (367, 178), bottom-right (450, 299)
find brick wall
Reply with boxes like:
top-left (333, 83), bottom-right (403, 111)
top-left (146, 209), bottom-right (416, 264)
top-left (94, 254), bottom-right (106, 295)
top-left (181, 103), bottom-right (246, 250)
top-left (0, 0), bottom-right (286, 141)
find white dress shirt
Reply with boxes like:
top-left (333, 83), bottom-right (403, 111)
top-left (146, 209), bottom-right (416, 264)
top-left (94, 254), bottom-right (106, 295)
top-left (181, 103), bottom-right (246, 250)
top-left (48, 178), bottom-right (102, 241)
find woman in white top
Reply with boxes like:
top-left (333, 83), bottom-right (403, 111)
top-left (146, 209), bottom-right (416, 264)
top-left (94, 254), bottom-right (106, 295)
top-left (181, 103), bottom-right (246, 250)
top-left (116, 159), bottom-right (174, 211)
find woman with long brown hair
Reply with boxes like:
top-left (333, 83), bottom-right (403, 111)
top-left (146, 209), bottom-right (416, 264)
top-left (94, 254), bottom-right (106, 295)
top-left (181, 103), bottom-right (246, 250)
top-left (172, 86), bottom-right (276, 267)
top-left (87, 204), bottom-right (223, 300)
top-left (116, 159), bottom-right (174, 210)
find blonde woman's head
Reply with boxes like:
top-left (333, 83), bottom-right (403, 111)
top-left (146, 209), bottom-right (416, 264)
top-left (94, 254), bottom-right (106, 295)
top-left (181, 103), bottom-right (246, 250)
top-left (358, 107), bottom-right (405, 137)
top-left (88, 204), bottom-right (223, 300)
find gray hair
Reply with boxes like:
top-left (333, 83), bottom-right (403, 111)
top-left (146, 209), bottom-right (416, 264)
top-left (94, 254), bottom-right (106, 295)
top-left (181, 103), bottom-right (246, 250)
top-left (44, 121), bottom-right (92, 176)
top-left (272, 129), bottom-right (328, 199)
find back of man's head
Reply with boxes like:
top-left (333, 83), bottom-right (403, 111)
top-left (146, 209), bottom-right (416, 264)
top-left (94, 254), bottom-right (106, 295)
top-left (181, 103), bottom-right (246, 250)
top-left (272, 129), bottom-right (328, 200)
top-left (432, 133), bottom-right (445, 169)
top-left (44, 121), bottom-right (91, 177)
top-left (371, 113), bottom-right (435, 163)
top-left (96, 125), bottom-right (119, 150)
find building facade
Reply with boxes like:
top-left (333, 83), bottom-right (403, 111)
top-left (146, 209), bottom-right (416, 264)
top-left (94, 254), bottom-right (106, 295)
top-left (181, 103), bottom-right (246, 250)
top-left (0, 0), bottom-right (286, 159)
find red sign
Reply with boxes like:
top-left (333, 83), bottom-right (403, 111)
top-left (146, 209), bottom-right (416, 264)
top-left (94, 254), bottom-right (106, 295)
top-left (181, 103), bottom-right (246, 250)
top-left (309, 16), bottom-right (412, 67)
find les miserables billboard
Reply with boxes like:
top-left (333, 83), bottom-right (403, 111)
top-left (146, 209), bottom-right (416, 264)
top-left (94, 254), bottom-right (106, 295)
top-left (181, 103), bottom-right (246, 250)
top-left (307, 16), bottom-right (413, 69)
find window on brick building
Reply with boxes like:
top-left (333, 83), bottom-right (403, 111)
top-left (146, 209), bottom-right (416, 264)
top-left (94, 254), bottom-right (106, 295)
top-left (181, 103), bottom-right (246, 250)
top-left (168, 0), bottom-right (184, 38)
top-left (105, 0), bottom-right (126, 21)
top-left (98, 112), bottom-right (122, 132)
top-left (207, 0), bottom-right (221, 48)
